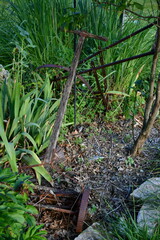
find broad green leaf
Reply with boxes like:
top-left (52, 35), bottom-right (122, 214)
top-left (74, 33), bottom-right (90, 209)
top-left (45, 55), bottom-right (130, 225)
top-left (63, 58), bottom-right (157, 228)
top-left (13, 81), bottom-right (21, 118)
top-left (35, 171), bottom-right (41, 185)
top-left (24, 213), bottom-right (36, 226)
top-left (12, 133), bottom-right (21, 145)
top-left (25, 122), bottom-right (40, 129)
top-left (0, 125), bottom-right (18, 172)
top-left (0, 92), bottom-right (4, 128)
top-left (21, 149), bottom-right (41, 163)
top-left (21, 132), bottom-right (38, 151)
top-left (9, 118), bottom-right (19, 138)
top-left (134, 2), bottom-right (143, 10)
top-left (49, 98), bottom-right (60, 113)
top-left (36, 97), bottom-right (48, 104)
top-left (25, 205), bottom-right (38, 215)
top-left (21, 151), bottom-right (53, 185)
top-left (9, 212), bottom-right (25, 224)
top-left (19, 97), bottom-right (32, 118)
top-left (37, 140), bottom-right (49, 154)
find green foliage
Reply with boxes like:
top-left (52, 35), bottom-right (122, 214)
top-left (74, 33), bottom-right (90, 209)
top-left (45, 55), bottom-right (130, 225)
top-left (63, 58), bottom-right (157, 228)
top-left (0, 0), bottom-right (74, 66)
top-left (0, 70), bottom-right (59, 184)
top-left (0, 0), bottom-right (157, 125)
top-left (0, 167), bottom-right (47, 239)
top-left (125, 156), bottom-right (134, 166)
top-left (106, 214), bottom-right (160, 240)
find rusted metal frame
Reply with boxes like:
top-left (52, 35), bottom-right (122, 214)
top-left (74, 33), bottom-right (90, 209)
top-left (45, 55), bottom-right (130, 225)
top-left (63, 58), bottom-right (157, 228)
top-left (69, 30), bottom-right (108, 42)
top-left (98, 46), bottom-right (109, 109)
top-left (37, 64), bottom-right (93, 92)
top-left (78, 50), bottom-right (154, 75)
top-left (76, 188), bottom-right (90, 233)
top-left (91, 61), bottom-right (108, 110)
top-left (33, 186), bottom-right (90, 232)
top-left (45, 30), bottom-right (107, 166)
top-left (37, 22), bottom-right (155, 88)
top-left (73, 0), bottom-right (77, 127)
top-left (34, 204), bottom-right (76, 214)
top-left (98, 46), bottom-right (107, 90)
top-left (51, 48), bottom-right (153, 82)
top-left (79, 21), bottom-right (156, 65)
top-left (37, 64), bottom-right (69, 71)
top-left (34, 185), bottom-right (78, 196)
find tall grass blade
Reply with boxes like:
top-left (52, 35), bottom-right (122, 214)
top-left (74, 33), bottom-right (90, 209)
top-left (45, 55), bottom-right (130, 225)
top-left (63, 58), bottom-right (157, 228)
top-left (0, 125), bottom-right (18, 172)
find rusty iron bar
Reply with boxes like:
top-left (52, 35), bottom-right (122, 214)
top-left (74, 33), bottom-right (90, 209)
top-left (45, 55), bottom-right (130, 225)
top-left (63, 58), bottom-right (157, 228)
top-left (79, 21), bottom-right (156, 65)
top-left (52, 49), bottom-right (155, 83)
top-left (78, 50), bottom-right (154, 75)
top-left (98, 46), bottom-right (107, 90)
top-left (37, 64), bottom-right (70, 71)
top-left (76, 188), bottom-right (90, 233)
top-left (37, 22), bottom-right (155, 85)
top-left (33, 185), bottom-right (90, 233)
top-left (34, 185), bottom-right (79, 196)
top-left (37, 22), bottom-right (155, 88)
top-left (91, 61), bottom-right (108, 110)
top-left (69, 30), bottom-right (108, 42)
top-left (34, 204), bottom-right (76, 214)
top-left (37, 64), bottom-right (93, 91)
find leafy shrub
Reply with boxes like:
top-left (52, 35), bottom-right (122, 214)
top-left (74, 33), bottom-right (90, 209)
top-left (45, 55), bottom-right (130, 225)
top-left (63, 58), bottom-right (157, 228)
top-left (0, 71), bottom-right (59, 184)
top-left (0, 167), bottom-right (47, 239)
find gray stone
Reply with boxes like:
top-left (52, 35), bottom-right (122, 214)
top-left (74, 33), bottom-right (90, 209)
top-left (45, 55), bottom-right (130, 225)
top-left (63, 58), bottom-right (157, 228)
top-left (130, 178), bottom-right (160, 201)
top-left (74, 223), bottom-right (105, 240)
top-left (137, 201), bottom-right (160, 235)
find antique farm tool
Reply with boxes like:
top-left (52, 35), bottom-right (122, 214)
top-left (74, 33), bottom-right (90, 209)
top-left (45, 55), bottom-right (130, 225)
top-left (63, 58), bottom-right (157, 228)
top-left (32, 186), bottom-right (90, 232)
top-left (44, 31), bottom-right (107, 166)
top-left (76, 188), bottom-right (90, 233)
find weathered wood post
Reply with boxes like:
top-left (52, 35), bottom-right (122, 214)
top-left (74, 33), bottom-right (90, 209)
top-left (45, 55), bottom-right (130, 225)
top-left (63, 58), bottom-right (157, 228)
top-left (44, 31), bottom-right (108, 166)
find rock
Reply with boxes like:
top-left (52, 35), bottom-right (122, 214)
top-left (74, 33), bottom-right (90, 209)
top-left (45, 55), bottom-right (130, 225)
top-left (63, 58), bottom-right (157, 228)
top-left (118, 167), bottom-right (124, 171)
top-left (137, 201), bottom-right (160, 235)
top-left (130, 177), bottom-right (160, 201)
top-left (74, 223), bottom-right (105, 240)
top-left (130, 178), bottom-right (160, 235)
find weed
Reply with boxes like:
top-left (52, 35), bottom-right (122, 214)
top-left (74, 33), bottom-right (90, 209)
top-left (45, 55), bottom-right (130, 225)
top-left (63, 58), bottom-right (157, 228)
top-left (65, 166), bottom-right (73, 172)
top-left (89, 204), bottom-right (98, 216)
top-left (95, 157), bottom-right (105, 164)
top-left (124, 134), bottom-right (132, 143)
top-left (125, 156), bottom-right (135, 166)
top-left (74, 137), bottom-right (83, 145)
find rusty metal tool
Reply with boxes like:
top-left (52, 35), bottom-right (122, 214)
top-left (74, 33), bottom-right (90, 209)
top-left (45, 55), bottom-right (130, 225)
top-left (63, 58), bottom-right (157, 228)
top-left (76, 188), bottom-right (90, 233)
top-left (44, 30), bottom-right (107, 166)
top-left (32, 186), bottom-right (90, 232)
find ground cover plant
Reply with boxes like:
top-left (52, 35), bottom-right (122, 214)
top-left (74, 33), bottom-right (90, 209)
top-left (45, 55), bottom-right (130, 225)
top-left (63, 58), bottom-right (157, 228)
top-left (0, 65), bottom-right (60, 184)
top-left (0, 167), bottom-right (47, 239)
top-left (103, 213), bottom-right (160, 240)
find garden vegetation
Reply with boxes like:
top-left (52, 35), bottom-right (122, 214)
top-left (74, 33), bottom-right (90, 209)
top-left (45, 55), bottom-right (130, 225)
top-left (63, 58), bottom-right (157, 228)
top-left (0, 0), bottom-right (160, 239)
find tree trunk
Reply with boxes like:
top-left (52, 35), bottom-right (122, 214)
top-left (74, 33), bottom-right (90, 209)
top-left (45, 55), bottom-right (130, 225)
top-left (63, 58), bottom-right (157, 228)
top-left (131, 78), bottom-right (160, 156)
top-left (131, 16), bottom-right (160, 156)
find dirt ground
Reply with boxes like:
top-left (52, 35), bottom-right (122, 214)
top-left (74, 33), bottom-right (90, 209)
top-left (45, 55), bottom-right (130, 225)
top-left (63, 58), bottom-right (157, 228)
top-left (30, 117), bottom-right (160, 240)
